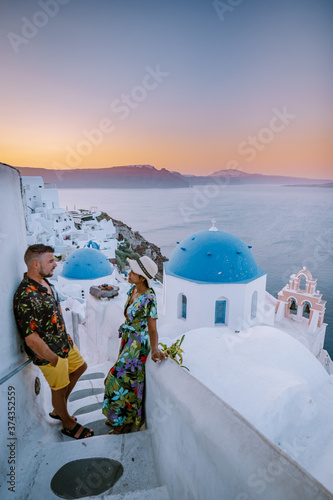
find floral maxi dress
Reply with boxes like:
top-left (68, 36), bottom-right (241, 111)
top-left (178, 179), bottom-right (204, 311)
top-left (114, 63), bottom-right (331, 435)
top-left (102, 285), bottom-right (158, 430)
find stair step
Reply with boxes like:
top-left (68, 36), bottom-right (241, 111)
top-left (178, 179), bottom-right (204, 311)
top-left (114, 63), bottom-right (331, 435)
top-left (80, 372), bottom-right (105, 380)
top-left (69, 387), bottom-right (104, 402)
top-left (73, 401), bottom-right (103, 415)
top-left (106, 485), bottom-right (170, 500)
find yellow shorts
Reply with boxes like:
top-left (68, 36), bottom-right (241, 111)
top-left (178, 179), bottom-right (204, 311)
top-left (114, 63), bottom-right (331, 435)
top-left (38, 344), bottom-right (85, 391)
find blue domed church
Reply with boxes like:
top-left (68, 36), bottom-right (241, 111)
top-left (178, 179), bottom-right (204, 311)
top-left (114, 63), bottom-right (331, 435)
top-left (62, 247), bottom-right (112, 280)
top-left (163, 224), bottom-right (271, 332)
top-left (58, 247), bottom-right (114, 300)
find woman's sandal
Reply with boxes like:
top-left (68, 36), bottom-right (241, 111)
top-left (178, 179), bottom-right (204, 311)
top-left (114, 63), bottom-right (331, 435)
top-left (61, 423), bottom-right (94, 439)
top-left (106, 422), bottom-right (133, 435)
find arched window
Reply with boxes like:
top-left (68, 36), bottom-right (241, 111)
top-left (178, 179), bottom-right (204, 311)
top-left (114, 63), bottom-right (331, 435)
top-left (251, 291), bottom-right (258, 319)
top-left (302, 301), bottom-right (311, 319)
top-left (181, 295), bottom-right (187, 319)
top-left (289, 298), bottom-right (297, 315)
top-left (215, 298), bottom-right (227, 324)
top-left (299, 274), bottom-right (306, 291)
top-left (177, 293), bottom-right (187, 319)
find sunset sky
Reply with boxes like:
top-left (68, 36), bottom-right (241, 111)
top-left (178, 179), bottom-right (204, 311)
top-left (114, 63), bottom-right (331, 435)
top-left (1, 0), bottom-right (332, 179)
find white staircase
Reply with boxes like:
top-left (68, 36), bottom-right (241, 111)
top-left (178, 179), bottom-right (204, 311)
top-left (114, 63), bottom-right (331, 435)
top-left (15, 364), bottom-right (170, 500)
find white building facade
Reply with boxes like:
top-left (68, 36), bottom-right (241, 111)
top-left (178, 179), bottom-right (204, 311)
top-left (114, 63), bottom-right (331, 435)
top-left (163, 226), bottom-right (274, 332)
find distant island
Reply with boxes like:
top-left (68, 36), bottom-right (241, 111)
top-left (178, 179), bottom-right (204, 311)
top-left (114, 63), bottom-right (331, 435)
top-left (283, 182), bottom-right (333, 188)
top-left (5, 162), bottom-right (333, 189)
top-left (15, 164), bottom-right (188, 188)
top-left (187, 168), bottom-right (332, 187)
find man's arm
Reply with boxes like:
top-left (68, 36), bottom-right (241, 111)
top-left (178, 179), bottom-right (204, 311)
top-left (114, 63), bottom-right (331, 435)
top-left (25, 333), bottom-right (58, 366)
top-left (14, 291), bottom-right (59, 366)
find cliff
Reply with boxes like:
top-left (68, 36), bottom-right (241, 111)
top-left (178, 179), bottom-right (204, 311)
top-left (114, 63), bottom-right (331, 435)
top-left (97, 212), bottom-right (168, 281)
top-left (17, 164), bottom-right (189, 189)
top-left (13, 163), bottom-right (332, 188)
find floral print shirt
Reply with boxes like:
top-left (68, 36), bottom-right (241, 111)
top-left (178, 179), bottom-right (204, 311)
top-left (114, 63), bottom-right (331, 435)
top-left (13, 274), bottom-right (73, 365)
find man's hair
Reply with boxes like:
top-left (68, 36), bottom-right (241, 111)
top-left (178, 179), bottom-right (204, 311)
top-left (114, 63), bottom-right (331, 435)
top-left (24, 244), bottom-right (55, 267)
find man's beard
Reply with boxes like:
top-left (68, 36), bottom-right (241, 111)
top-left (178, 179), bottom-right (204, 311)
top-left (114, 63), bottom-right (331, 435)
top-left (40, 268), bottom-right (54, 278)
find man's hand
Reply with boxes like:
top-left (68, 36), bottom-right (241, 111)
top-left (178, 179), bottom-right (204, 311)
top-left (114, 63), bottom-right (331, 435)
top-left (50, 355), bottom-right (59, 367)
top-left (25, 332), bottom-right (59, 366)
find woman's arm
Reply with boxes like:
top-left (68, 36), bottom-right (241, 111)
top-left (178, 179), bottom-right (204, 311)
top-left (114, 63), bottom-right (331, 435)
top-left (147, 317), bottom-right (168, 363)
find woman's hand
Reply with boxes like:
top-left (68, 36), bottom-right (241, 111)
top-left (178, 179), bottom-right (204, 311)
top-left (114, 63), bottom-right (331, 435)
top-left (151, 348), bottom-right (168, 363)
top-left (148, 318), bottom-right (168, 363)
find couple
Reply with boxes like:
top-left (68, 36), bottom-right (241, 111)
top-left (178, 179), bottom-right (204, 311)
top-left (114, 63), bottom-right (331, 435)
top-left (13, 244), bottom-right (167, 440)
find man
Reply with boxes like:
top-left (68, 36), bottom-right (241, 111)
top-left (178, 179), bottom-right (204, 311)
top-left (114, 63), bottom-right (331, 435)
top-left (13, 244), bottom-right (93, 440)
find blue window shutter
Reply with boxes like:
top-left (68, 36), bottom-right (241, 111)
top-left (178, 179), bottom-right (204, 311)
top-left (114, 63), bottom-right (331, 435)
top-left (182, 295), bottom-right (187, 319)
top-left (215, 300), bottom-right (226, 324)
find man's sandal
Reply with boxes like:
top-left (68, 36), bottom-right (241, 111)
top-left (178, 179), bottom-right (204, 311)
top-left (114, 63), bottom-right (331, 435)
top-left (49, 412), bottom-right (77, 422)
top-left (61, 423), bottom-right (94, 439)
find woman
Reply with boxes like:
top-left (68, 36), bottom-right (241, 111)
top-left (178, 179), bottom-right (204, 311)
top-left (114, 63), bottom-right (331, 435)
top-left (103, 255), bottom-right (168, 434)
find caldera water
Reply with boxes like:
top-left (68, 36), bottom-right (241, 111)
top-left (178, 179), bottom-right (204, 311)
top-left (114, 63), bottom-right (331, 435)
top-left (58, 185), bottom-right (333, 356)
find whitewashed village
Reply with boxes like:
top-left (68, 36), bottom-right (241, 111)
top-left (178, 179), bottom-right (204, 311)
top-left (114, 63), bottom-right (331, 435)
top-left (1, 162), bottom-right (333, 500)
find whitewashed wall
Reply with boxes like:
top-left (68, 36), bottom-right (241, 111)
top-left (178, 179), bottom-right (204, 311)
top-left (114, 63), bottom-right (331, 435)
top-left (84, 294), bottom-right (123, 365)
top-left (163, 272), bottom-right (268, 332)
top-left (0, 164), bottom-right (50, 498)
top-left (57, 273), bottom-right (115, 300)
top-left (146, 358), bottom-right (333, 500)
top-left (21, 175), bottom-right (44, 211)
top-left (0, 165), bottom-right (27, 372)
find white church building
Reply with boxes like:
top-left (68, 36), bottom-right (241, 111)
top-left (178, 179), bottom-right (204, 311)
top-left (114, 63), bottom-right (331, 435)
top-left (163, 223), bottom-right (275, 332)
top-left (162, 223), bottom-right (328, 368)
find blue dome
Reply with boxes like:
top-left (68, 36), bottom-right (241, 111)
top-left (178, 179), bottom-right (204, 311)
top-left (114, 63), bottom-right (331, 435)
top-left (62, 248), bottom-right (112, 280)
top-left (164, 230), bottom-right (265, 284)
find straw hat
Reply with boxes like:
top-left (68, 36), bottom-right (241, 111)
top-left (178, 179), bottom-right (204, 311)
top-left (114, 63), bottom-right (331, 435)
top-left (127, 256), bottom-right (158, 287)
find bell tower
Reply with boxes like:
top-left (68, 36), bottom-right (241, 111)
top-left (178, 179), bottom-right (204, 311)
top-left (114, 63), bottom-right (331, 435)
top-left (275, 267), bottom-right (326, 332)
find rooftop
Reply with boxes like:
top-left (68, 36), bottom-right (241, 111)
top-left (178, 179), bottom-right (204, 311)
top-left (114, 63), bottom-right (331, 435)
top-left (164, 229), bottom-right (265, 284)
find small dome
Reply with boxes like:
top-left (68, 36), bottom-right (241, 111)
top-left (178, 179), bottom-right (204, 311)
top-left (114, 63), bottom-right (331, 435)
top-left (164, 230), bottom-right (265, 284)
top-left (62, 248), bottom-right (112, 280)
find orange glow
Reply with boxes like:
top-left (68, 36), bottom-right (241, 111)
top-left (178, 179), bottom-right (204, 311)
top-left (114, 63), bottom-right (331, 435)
top-left (1, 127), bottom-right (332, 180)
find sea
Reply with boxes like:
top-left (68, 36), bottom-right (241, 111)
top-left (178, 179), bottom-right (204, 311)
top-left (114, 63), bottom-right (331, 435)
top-left (58, 185), bottom-right (333, 357)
